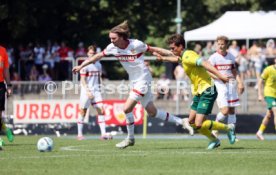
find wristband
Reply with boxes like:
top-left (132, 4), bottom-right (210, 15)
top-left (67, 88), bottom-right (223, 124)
top-left (7, 84), bottom-right (12, 87)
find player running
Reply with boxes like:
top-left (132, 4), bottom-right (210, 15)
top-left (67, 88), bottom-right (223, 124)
top-left (73, 21), bottom-right (193, 149)
top-left (256, 57), bottom-right (276, 140)
top-left (153, 34), bottom-right (236, 149)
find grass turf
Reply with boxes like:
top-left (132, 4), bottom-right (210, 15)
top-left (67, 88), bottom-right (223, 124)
top-left (1, 135), bottom-right (276, 175)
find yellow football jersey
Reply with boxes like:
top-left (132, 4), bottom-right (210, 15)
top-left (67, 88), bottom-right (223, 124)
top-left (179, 50), bottom-right (213, 95)
top-left (261, 65), bottom-right (276, 98)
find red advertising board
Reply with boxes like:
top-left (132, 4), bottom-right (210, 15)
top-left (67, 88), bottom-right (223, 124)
top-left (13, 100), bottom-right (144, 125)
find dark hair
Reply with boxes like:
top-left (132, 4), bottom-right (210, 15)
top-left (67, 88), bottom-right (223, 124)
top-left (216, 35), bottom-right (229, 45)
top-left (167, 34), bottom-right (185, 47)
top-left (87, 45), bottom-right (96, 52)
top-left (110, 21), bottom-right (130, 40)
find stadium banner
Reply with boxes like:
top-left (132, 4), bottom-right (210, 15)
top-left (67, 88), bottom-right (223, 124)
top-left (13, 100), bottom-right (144, 125)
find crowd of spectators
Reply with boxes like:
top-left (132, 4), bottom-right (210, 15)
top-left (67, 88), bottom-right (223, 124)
top-left (6, 39), bottom-right (276, 99)
top-left (7, 41), bottom-right (99, 83)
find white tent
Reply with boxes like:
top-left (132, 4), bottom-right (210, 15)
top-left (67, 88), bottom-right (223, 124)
top-left (184, 11), bottom-right (276, 42)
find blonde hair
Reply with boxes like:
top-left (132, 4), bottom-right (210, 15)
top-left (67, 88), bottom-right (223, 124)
top-left (110, 20), bottom-right (130, 39)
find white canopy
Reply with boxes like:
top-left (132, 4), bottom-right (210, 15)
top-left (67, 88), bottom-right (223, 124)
top-left (184, 11), bottom-right (276, 42)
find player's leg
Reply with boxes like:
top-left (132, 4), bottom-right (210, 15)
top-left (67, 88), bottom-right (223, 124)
top-left (256, 97), bottom-right (275, 140)
top-left (77, 90), bottom-right (90, 140)
top-left (115, 97), bottom-right (137, 148)
top-left (197, 86), bottom-right (236, 145)
top-left (256, 110), bottom-right (271, 140)
top-left (0, 86), bottom-right (14, 142)
top-left (95, 105), bottom-right (112, 140)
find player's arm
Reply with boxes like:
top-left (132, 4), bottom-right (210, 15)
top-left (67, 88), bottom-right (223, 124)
top-left (3, 49), bottom-right (12, 96)
top-left (152, 51), bottom-right (179, 62)
top-left (148, 46), bottom-right (174, 56)
top-left (80, 75), bottom-right (94, 99)
top-left (73, 52), bottom-right (104, 73)
top-left (232, 68), bottom-right (244, 94)
top-left (201, 60), bottom-right (229, 83)
top-left (258, 78), bottom-right (264, 101)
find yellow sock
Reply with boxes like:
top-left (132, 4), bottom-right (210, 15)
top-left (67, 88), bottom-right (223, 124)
top-left (259, 124), bottom-right (266, 133)
top-left (1, 119), bottom-right (6, 131)
top-left (201, 120), bottom-right (228, 131)
top-left (198, 127), bottom-right (216, 141)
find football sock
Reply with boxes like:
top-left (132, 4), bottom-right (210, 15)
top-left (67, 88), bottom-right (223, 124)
top-left (216, 112), bottom-right (227, 122)
top-left (201, 120), bottom-right (228, 131)
top-left (258, 124), bottom-right (266, 133)
top-left (155, 110), bottom-right (183, 125)
top-left (98, 115), bottom-right (106, 135)
top-left (228, 114), bottom-right (236, 125)
top-left (197, 128), bottom-right (217, 141)
top-left (125, 112), bottom-right (135, 139)
top-left (0, 118), bottom-right (6, 131)
top-left (77, 116), bottom-right (84, 136)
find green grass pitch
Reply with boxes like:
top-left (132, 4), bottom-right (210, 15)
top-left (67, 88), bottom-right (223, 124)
top-left (1, 135), bottom-right (276, 175)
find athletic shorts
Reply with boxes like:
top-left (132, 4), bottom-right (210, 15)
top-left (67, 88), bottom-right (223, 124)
top-left (79, 88), bottom-right (103, 109)
top-left (0, 82), bottom-right (6, 111)
top-left (215, 80), bottom-right (240, 108)
top-left (129, 80), bottom-right (153, 108)
top-left (191, 86), bottom-right (217, 115)
top-left (265, 96), bottom-right (276, 110)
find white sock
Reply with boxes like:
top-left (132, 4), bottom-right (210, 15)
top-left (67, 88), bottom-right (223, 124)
top-left (125, 112), bottom-right (135, 139)
top-left (216, 112), bottom-right (227, 122)
top-left (155, 110), bottom-right (183, 125)
top-left (228, 114), bottom-right (236, 125)
top-left (77, 116), bottom-right (85, 136)
top-left (98, 115), bottom-right (106, 136)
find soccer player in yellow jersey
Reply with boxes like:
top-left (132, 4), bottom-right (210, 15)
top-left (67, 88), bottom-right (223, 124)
top-left (152, 34), bottom-right (236, 149)
top-left (256, 58), bottom-right (276, 140)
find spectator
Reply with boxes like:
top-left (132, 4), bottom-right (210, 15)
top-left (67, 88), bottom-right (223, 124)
top-left (156, 73), bottom-right (172, 100)
top-left (34, 42), bottom-right (46, 73)
top-left (75, 42), bottom-right (87, 58)
top-left (38, 64), bottom-right (52, 82)
top-left (173, 64), bottom-right (189, 101)
top-left (228, 40), bottom-right (240, 58)
top-left (202, 41), bottom-right (214, 59)
top-left (265, 39), bottom-right (275, 58)
top-left (194, 43), bottom-right (202, 56)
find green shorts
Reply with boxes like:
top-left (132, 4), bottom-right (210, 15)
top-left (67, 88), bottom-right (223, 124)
top-left (191, 86), bottom-right (217, 115)
top-left (265, 96), bottom-right (276, 110)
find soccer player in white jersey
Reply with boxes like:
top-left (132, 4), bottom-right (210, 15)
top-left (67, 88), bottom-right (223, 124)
top-left (77, 45), bottom-right (112, 140)
top-left (208, 36), bottom-right (244, 138)
top-left (73, 21), bottom-right (193, 149)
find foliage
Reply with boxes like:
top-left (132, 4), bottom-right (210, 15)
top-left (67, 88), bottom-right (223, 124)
top-left (1, 0), bottom-right (276, 47)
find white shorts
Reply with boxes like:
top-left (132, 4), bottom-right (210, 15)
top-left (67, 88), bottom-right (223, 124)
top-left (215, 81), bottom-right (240, 108)
top-left (129, 80), bottom-right (153, 108)
top-left (79, 88), bottom-right (103, 109)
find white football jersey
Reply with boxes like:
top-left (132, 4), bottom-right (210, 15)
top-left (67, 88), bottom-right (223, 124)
top-left (103, 39), bottom-right (152, 82)
top-left (80, 61), bottom-right (102, 90)
top-left (209, 51), bottom-right (236, 78)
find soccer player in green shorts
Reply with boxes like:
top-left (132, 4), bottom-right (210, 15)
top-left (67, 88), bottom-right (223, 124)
top-left (256, 57), bottom-right (276, 140)
top-left (151, 34), bottom-right (236, 149)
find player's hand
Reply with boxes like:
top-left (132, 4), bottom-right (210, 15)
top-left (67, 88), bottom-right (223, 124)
top-left (238, 83), bottom-right (244, 94)
top-left (153, 52), bottom-right (163, 61)
top-left (221, 75), bottom-right (230, 83)
top-left (6, 87), bottom-right (12, 98)
top-left (72, 66), bottom-right (82, 74)
top-left (258, 95), bottom-right (264, 102)
top-left (86, 91), bottom-right (94, 99)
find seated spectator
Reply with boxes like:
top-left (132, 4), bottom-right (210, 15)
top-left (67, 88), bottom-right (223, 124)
top-left (38, 64), bottom-right (52, 82)
top-left (156, 74), bottom-right (172, 100)
top-left (75, 42), bottom-right (87, 58)
top-left (173, 64), bottom-right (189, 101)
top-left (202, 41), bottom-right (214, 59)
